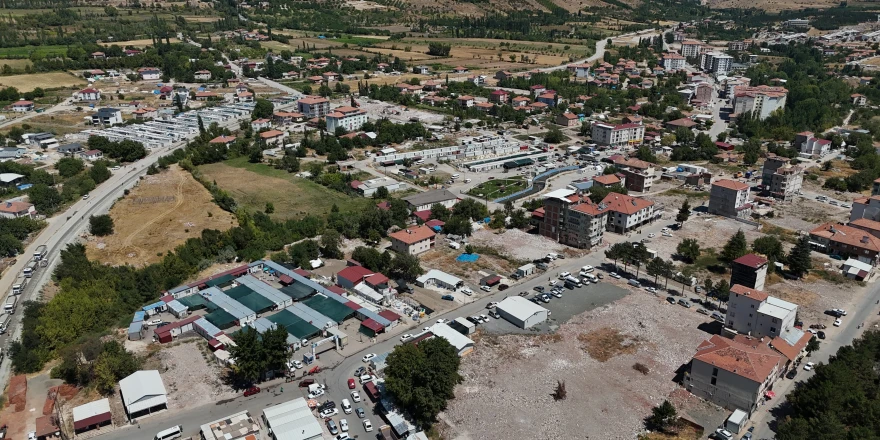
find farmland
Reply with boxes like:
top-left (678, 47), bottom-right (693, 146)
top-left (0, 73), bottom-right (85, 92)
top-left (0, 45), bottom-right (68, 59)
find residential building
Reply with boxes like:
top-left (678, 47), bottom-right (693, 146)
top-left (794, 132), bottom-right (831, 158)
top-left (273, 111), bottom-right (305, 125)
top-left (613, 157), bottom-right (655, 192)
top-left (592, 174), bottom-right (623, 188)
top-left (79, 150), bottom-right (104, 161)
top-left (389, 225), bottom-right (436, 256)
top-left (91, 108), bottom-right (122, 126)
top-left (0, 201), bottom-right (35, 219)
top-left (733, 85), bottom-right (788, 120)
top-left (680, 40), bottom-right (703, 58)
top-left (512, 96), bottom-right (531, 108)
top-left (555, 112), bottom-right (579, 127)
top-left (529, 84), bottom-right (547, 96)
top-left (262, 398), bottom-right (323, 440)
top-left (350, 177), bottom-right (406, 197)
top-left (730, 254), bottom-right (769, 291)
top-left (784, 18), bottom-right (810, 28)
top-left (708, 179), bottom-right (752, 219)
top-left (336, 265), bottom-right (376, 289)
top-left (849, 217), bottom-right (880, 240)
top-left (251, 118), bottom-right (272, 131)
top-left (413, 65), bottom-right (429, 75)
top-left (852, 93), bottom-right (867, 106)
top-left (700, 52), bottom-right (734, 75)
top-left (453, 66), bottom-right (468, 73)
top-left (567, 63), bottom-right (591, 78)
top-left (600, 192), bottom-right (655, 233)
top-left (75, 88), bottom-right (101, 101)
top-left (403, 189), bottom-right (458, 212)
top-left (686, 334), bottom-right (783, 415)
top-left (236, 91), bottom-right (254, 103)
top-left (474, 102), bottom-right (494, 113)
top-left (662, 53), bottom-right (686, 71)
top-left (665, 117), bottom-right (698, 130)
top-left (133, 107), bottom-right (158, 120)
top-left (456, 95), bottom-right (475, 108)
top-left (209, 135), bottom-right (237, 147)
top-left (728, 40), bottom-right (752, 51)
top-left (536, 92), bottom-right (556, 107)
top-left (57, 143), bottom-right (83, 155)
top-left (591, 122), bottom-right (645, 147)
top-left (296, 96), bottom-right (331, 118)
top-left (194, 70), bottom-right (212, 81)
top-left (851, 195), bottom-right (880, 222)
top-left (139, 68), bottom-right (161, 81)
top-left (258, 129), bottom-right (285, 146)
top-left (809, 222), bottom-right (880, 264)
top-left (537, 188), bottom-right (610, 249)
top-left (761, 154), bottom-right (803, 200)
top-left (11, 100), bottom-right (33, 112)
top-left (199, 410), bottom-right (260, 440)
top-left (726, 284), bottom-right (798, 339)
top-left (326, 106), bottom-right (368, 133)
top-left (488, 90), bottom-right (509, 104)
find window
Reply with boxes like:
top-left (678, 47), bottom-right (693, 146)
top-left (712, 367), bottom-right (718, 376)
top-left (770, 326), bottom-right (777, 334)
top-left (711, 377), bottom-right (717, 386)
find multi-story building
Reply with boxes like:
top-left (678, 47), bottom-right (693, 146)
top-left (730, 254), bottom-right (769, 291)
top-left (537, 189), bottom-right (610, 249)
top-left (591, 122), bottom-right (645, 147)
top-left (708, 179), bottom-right (752, 219)
top-left (733, 85), bottom-right (788, 120)
top-left (726, 284), bottom-right (798, 339)
top-left (489, 90), bottom-right (509, 104)
top-left (613, 158), bottom-right (655, 192)
top-left (296, 96), bottom-right (330, 118)
top-left (794, 131), bottom-right (831, 158)
top-left (761, 154), bottom-right (803, 201)
top-left (75, 88), bottom-right (101, 102)
top-left (91, 108), bottom-right (122, 126)
top-left (810, 222), bottom-right (880, 265)
top-left (662, 53), bottom-right (686, 71)
top-left (723, 76), bottom-right (751, 98)
top-left (699, 52), bottom-right (733, 75)
top-left (852, 93), bottom-right (867, 106)
top-left (728, 40), bottom-right (752, 51)
top-left (680, 40), bottom-right (703, 58)
top-left (600, 192), bottom-right (655, 234)
top-left (389, 225), bottom-right (436, 256)
top-left (851, 195), bottom-right (880, 222)
top-left (326, 106), bottom-right (368, 133)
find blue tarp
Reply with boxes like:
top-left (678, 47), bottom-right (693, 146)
top-left (456, 254), bottom-right (480, 262)
top-left (142, 301), bottom-right (165, 313)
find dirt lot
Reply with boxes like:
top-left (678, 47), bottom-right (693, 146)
top-left (468, 228), bottom-right (577, 262)
top-left (762, 193), bottom-right (849, 233)
top-left (0, 72), bottom-right (86, 92)
top-left (420, 233), bottom-right (523, 286)
top-left (442, 289), bottom-right (711, 439)
top-left (144, 338), bottom-right (238, 410)
top-left (85, 165), bottom-right (237, 267)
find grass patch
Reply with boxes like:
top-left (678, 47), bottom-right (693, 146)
top-left (664, 188), bottom-right (710, 199)
top-left (812, 269), bottom-right (865, 287)
top-left (467, 177), bottom-right (527, 200)
top-left (0, 45), bottom-right (68, 59)
top-left (199, 156), bottom-right (372, 220)
top-left (760, 222), bottom-right (798, 244)
top-left (577, 327), bottom-right (641, 362)
top-left (334, 36), bottom-right (385, 46)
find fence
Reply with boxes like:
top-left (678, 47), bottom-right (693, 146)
top-left (493, 165), bottom-right (579, 203)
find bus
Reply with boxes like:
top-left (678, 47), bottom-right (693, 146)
top-left (154, 425), bottom-right (183, 440)
top-left (33, 245), bottom-right (47, 261)
top-left (23, 261), bottom-right (37, 278)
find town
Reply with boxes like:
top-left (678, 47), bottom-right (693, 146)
top-left (0, 2), bottom-right (877, 440)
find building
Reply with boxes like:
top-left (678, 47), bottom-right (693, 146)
top-left (728, 40), bottom-right (752, 51)
top-left (139, 68), bottom-right (161, 81)
top-left (118, 370), bottom-right (168, 421)
top-left (795, 132), bottom-right (831, 158)
top-left (76, 88), bottom-right (101, 101)
top-left (686, 334), bottom-right (782, 415)
top-left (57, 143), bottom-right (83, 155)
top-left (350, 177), bottom-right (406, 197)
top-left (600, 192), bottom-right (655, 234)
top-left (209, 135), bottom-right (237, 147)
top-left (200, 410), bottom-right (260, 440)
top-left (262, 398), bottom-right (323, 440)
top-left (337, 265), bottom-right (376, 289)
top-left (556, 112), bottom-right (579, 127)
top-left (708, 179), bottom-right (752, 219)
top-left (592, 174), bottom-right (623, 188)
top-left (258, 129), bottom-right (285, 146)
top-left (133, 107), bottom-right (158, 119)
top-left (415, 269), bottom-right (463, 290)
top-left (851, 93), bottom-right (867, 106)
top-left (726, 284), bottom-right (798, 339)
top-left (537, 188), bottom-right (609, 249)
top-left (662, 53), bottom-right (686, 71)
top-left (850, 195), bottom-right (880, 222)
top-left (809, 222), bottom-right (880, 265)
top-left (79, 149), bottom-right (104, 161)
top-left (428, 323), bottom-right (475, 356)
top-left (496, 296), bottom-right (548, 329)
top-left (456, 95), bottom-right (475, 108)
top-left (591, 122), bottom-right (645, 147)
top-left (680, 40), bottom-right (703, 58)
top-left (761, 155), bottom-right (803, 201)
top-left (11, 100), bottom-right (34, 112)
top-left (730, 254), bottom-right (768, 291)
top-left (194, 70), bottom-right (212, 81)
top-left (296, 96), bottom-right (331, 118)
top-left (849, 217), bottom-right (880, 240)
top-left (488, 90), bottom-right (509, 104)
top-left (403, 189), bottom-right (459, 212)
top-left (700, 52), bottom-right (734, 75)
top-left (91, 108), bottom-right (122, 126)
top-left (413, 65), bottom-right (429, 75)
top-left (614, 158), bottom-right (656, 192)
top-left (0, 201), bottom-right (35, 219)
top-left (733, 85), bottom-right (788, 121)
top-left (389, 225), bottom-right (436, 256)
top-left (326, 106), bottom-right (368, 133)
top-left (251, 119), bottom-right (272, 131)
top-left (785, 18), bottom-right (810, 28)
top-left (72, 398), bottom-right (112, 434)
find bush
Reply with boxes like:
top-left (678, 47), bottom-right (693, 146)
top-left (89, 214), bottom-right (114, 236)
top-left (633, 363), bottom-right (650, 375)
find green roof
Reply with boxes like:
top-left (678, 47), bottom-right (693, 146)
top-left (205, 309), bottom-right (237, 329)
top-left (205, 273), bottom-right (236, 287)
top-left (177, 294), bottom-right (208, 310)
top-left (281, 283), bottom-right (315, 300)
top-left (302, 295), bottom-right (356, 323)
top-left (266, 310), bottom-right (320, 340)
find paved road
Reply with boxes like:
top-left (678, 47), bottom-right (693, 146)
top-left (0, 98), bottom-right (77, 130)
top-left (257, 77), bottom-right (304, 99)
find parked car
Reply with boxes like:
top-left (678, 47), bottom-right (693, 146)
top-left (486, 302), bottom-right (498, 309)
top-left (817, 331), bottom-right (826, 339)
top-left (803, 361), bottom-right (815, 371)
top-left (677, 299), bottom-right (692, 308)
top-left (480, 285), bottom-right (491, 292)
top-left (243, 386), bottom-right (261, 397)
top-left (146, 319), bottom-right (162, 326)
top-left (441, 294), bottom-right (455, 301)
top-left (666, 296), bottom-right (676, 304)
top-left (354, 366), bottom-right (366, 377)
top-left (479, 314), bottom-right (489, 322)
top-left (348, 378), bottom-right (356, 389)
top-left (644, 287), bottom-right (657, 294)
top-left (461, 287), bottom-right (473, 296)
top-left (786, 369), bottom-right (797, 379)
top-left (834, 318), bottom-right (842, 327)
top-left (713, 428), bottom-right (733, 440)
top-left (327, 419), bottom-right (339, 435)
top-left (320, 408), bottom-right (339, 418)
top-left (467, 316), bottom-right (480, 324)
top-left (363, 419), bottom-right (373, 432)
top-left (551, 290), bottom-right (563, 298)
top-left (356, 407), bottom-right (366, 418)
top-left (362, 353), bottom-right (376, 363)
top-left (609, 272), bottom-right (621, 279)
top-left (498, 284), bottom-right (509, 291)
top-left (351, 391), bottom-right (361, 402)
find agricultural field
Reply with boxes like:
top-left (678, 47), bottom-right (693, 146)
top-left (0, 59), bottom-right (32, 71)
top-left (198, 156), bottom-right (373, 220)
top-left (0, 45), bottom-right (68, 59)
top-left (100, 38), bottom-right (180, 48)
top-left (0, 112), bottom-right (91, 137)
top-left (0, 73), bottom-right (85, 92)
top-left (85, 165), bottom-right (237, 267)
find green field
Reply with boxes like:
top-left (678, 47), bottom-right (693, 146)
top-left (467, 177), bottom-right (528, 200)
top-left (333, 37), bottom-right (385, 46)
top-left (0, 45), bottom-right (68, 59)
top-left (199, 157), bottom-right (372, 220)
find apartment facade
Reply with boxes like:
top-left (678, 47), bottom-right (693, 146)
top-left (795, 132), bottom-right (831, 158)
top-left (708, 179), bottom-right (752, 219)
top-left (591, 122), bottom-right (645, 147)
top-left (600, 192), bottom-right (655, 234)
top-left (389, 225), bottom-right (436, 255)
top-left (613, 158), bottom-right (655, 192)
top-left (730, 254), bottom-right (769, 291)
top-left (810, 222), bottom-right (880, 264)
top-left (680, 40), bottom-right (703, 58)
top-left (761, 155), bottom-right (803, 201)
top-left (662, 53), bottom-right (686, 70)
top-left (296, 96), bottom-right (331, 118)
top-left (733, 85), bottom-right (788, 120)
top-left (726, 284), bottom-right (797, 339)
top-left (537, 189), bottom-right (609, 249)
top-left (326, 106), bottom-right (368, 133)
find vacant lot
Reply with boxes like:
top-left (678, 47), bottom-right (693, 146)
top-left (0, 112), bottom-right (90, 137)
top-left (199, 156), bottom-right (372, 220)
top-left (86, 166), bottom-right (237, 267)
top-left (0, 72), bottom-right (85, 92)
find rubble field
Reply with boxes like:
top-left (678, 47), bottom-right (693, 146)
top-left (145, 338), bottom-right (238, 410)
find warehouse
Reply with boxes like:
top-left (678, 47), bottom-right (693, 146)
top-left (119, 370), bottom-right (168, 421)
top-left (262, 397), bottom-right (323, 440)
top-left (72, 398), bottom-right (112, 434)
top-left (428, 323), bottom-right (475, 356)
top-left (496, 296), bottom-right (548, 328)
top-left (235, 275), bottom-right (293, 309)
top-left (265, 310), bottom-right (321, 340)
top-left (200, 287), bottom-right (257, 326)
top-left (416, 269), bottom-right (463, 290)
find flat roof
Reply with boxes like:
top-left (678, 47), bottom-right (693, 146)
top-left (72, 398), bottom-right (111, 423)
top-left (497, 296), bottom-right (548, 322)
top-left (201, 287), bottom-right (256, 320)
top-left (262, 398), bottom-right (323, 440)
top-left (236, 275), bottom-right (291, 307)
top-left (416, 269), bottom-right (462, 287)
top-left (429, 323), bottom-right (474, 352)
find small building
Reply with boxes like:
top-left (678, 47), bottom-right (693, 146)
top-left (258, 129), bottom-right (285, 146)
top-left (75, 88), bottom-right (101, 102)
top-left (730, 254), bottom-right (768, 291)
top-left (11, 100), bottom-right (34, 112)
top-left (34, 415), bottom-right (60, 440)
top-left (428, 323), bottom-right (475, 356)
top-left (708, 179), bottom-right (752, 219)
top-left (139, 68), bottom-right (161, 81)
top-left (842, 258), bottom-right (872, 281)
top-left (555, 112), bottom-right (579, 127)
top-left (488, 90), bottom-right (509, 104)
top-left (209, 135), bottom-right (237, 147)
top-left (449, 316), bottom-right (476, 335)
top-left (337, 265), bottom-right (375, 289)
top-left (57, 143), bottom-right (84, 155)
top-left (119, 370), bottom-right (168, 421)
top-left (262, 398), bottom-right (323, 440)
top-left (413, 65), bottom-right (430, 75)
top-left (91, 108), bottom-right (122, 126)
top-left (415, 269), bottom-right (463, 290)
top-left (403, 189), bottom-right (459, 212)
top-left (199, 410), bottom-right (260, 440)
top-left (496, 296), bottom-right (548, 329)
top-left (0, 201), bottom-right (35, 219)
top-left (194, 70), bottom-right (213, 81)
top-left (516, 263), bottom-right (535, 278)
top-left (79, 149), bottom-right (104, 162)
top-left (72, 398), bottom-right (112, 434)
top-left (389, 225), bottom-right (436, 255)
top-left (592, 174), bottom-right (622, 188)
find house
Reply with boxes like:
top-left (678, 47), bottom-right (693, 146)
top-left (536, 92), bottom-right (556, 107)
top-left (297, 96), bottom-right (331, 118)
top-left (474, 102), bottom-right (494, 113)
top-left (600, 192), bottom-right (655, 234)
top-left (403, 189), bottom-right (458, 212)
top-left (726, 284), bottom-right (798, 339)
top-left (119, 370), bottom-right (168, 421)
top-left (322, 71), bottom-right (339, 82)
top-left (730, 254), bottom-right (769, 291)
top-left (467, 75), bottom-right (486, 86)
top-left (57, 143), bottom-right (84, 155)
top-left (496, 296), bottom-right (548, 329)
top-left (488, 90), bottom-right (509, 104)
top-left (413, 65), bottom-right (430, 75)
top-left (11, 100), bottom-right (34, 112)
top-left (139, 68), bottom-right (161, 81)
top-left (733, 85), bottom-right (788, 121)
top-left (326, 106), bottom-right (368, 133)
top-left (850, 195), bottom-right (880, 222)
top-left (708, 179), bottom-right (752, 219)
top-left (567, 63), bottom-right (591, 78)
top-left (389, 225), bottom-right (436, 256)
top-left (495, 70), bottom-right (514, 81)
top-left (849, 217), bottom-right (880, 240)
top-left (194, 70), bottom-right (212, 81)
top-left (686, 334), bottom-right (782, 415)
top-left (209, 135), bottom-right (237, 147)
top-left (794, 132), bottom-right (831, 158)
top-left (512, 96), bottom-right (531, 108)
top-left (613, 158), bottom-right (656, 192)
top-left (452, 66), bottom-right (468, 74)
top-left (337, 265), bottom-right (376, 289)
top-left (456, 95), bottom-right (475, 108)
top-left (91, 51), bottom-right (106, 59)
top-left (536, 189), bottom-right (609, 249)
top-left (133, 107), bottom-right (158, 119)
top-left (555, 112), bottom-right (580, 127)
top-left (236, 91), bottom-right (254, 103)
top-left (75, 88), bottom-right (101, 101)
top-left (72, 399), bottom-right (112, 434)
top-left (529, 85), bottom-right (546, 96)
top-left (124, 49), bottom-right (142, 56)
top-left (79, 150), bottom-right (104, 162)
top-left (23, 132), bottom-right (56, 149)
top-left (591, 122), bottom-right (645, 147)
top-left (0, 201), bottom-right (35, 219)
top-left (273, 111), bottom-right (304, 125)
top-left (809, 222), bottom-right (880, 265)
top-left (665, 118), bottom-right (697, 130)
top-left (528, 102), bottom-right (549, 113)
top-left (91, 108), bottom-right (122, 126)
top-left (258, 129), bottom-right (285, 146)
top-left (852, 93), bottom-right (867, 106)
top-left (592, 174), bottom-right (622, 188)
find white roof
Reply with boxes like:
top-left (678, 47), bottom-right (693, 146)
top-left (354, 283), bottom-right (384, 302)
top-left (843, 258), bottom-right (872, 272)
top-left (72, 398), bottom-right (111, 422)
top-left (416, 269), bottom-right (462, 287)
top-left (119, 370), bottom-right (168, 414)
top-left (0, 173), bottom-right (24, 183)
top-left (728, 409), bottom-right (748, 425)
top-left (453, 316), bottom-right (475, 329)
top-left (758, 296), bottom-right (798, 321)
top-left (497, 296), bottom-right (548, 322)
top-left (542, 188), bottom-right (575, 202)
top-left (429, 323), bottom-right (474, 353)
top-left (263, 398), bottom-right (323, 440)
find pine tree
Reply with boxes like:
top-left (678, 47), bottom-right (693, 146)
top-left (721, 230), bottom-right (748, 264)
top-left (676, 199), bottom-right (691, 224)
top-left (787, 235), bottom-right (813, 278)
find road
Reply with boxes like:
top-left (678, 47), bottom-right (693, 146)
top-left (0, 98), bottom-right (77, 130)
top-left (257, 77), bottom-right (304, 99)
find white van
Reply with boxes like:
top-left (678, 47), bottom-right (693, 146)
top-left (155, 425), bottom-right (183, 440)
top-left (342, 398), bottom-right (352, 414)
top-left (359, 374), bottom-right (375, 384)
top-left (449, 242), bottom-right (461, 250)
top-left (559, 271), bottom-right (571, 279)
top-left (583, 273), bottom-right (598, 283)
top-left (451, 174), bottom-right (460, 179)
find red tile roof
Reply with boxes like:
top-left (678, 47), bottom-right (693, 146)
top-left (378, 309), bottom-right (401, 321)
top-left (0, 201), bottom-right (32, 214)
top-left (693, 334), bottom-right (782, 383)
top-left (298, 96), bottom-right (329, 105)
top-left (770, 332), bottom-right (812, 362)
top-left (712, 179), bottom-right (750, 191)
top-left (209, 135), bottom-right (237, 144)
top-left (599, 192), bottom-right (654, 215)
top-left (361, 318), bottom-right (384, 332)
top-left (593, 174), bottom-right (621, 185)
top-left (365, 273), bottom-right (390, 287)
top-left (850, 217), bottom-right (880, 233)
top-left (259, 129), bottom-right (284, 139)
top-left (810, 222), bottom-right (880, 252)
top-left (389, 225), bottom-right (436, 245)
top-left (733, 253), bottom-right (768, 269)
top-left (730, 284), bottom-right (769, 302)
top-left (338, 265), bottom-right (374, 284)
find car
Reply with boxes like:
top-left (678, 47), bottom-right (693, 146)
top-left (351, 391), bottom-right (361, 402)
top-left (540, 295), bottom-right (550, 303)
top-left (354, 366), bottom-right (366, 377)
top-left (356, 407), bottom-right (366, 418)
top-left (551, 290), bottom-right (563, 298)
top-left (713, 428), bottom-right (733, 440)
top-left (559, 271), bottom-right (571, 279)
top-left (817, 331), bottom-right (826, 339)
top-left (647, 233), bottom-right (656, 238)
top-left (534, 286), bottom-right (545, 292)
top-left (697, 308), bottom-right (709, 315)
top-left (486, 302), bottom-right (498, 309)
top-left (362, 353), bottom-right (376, 363)
top-left (327, 419), bottom-right (339, 435)
top-left (498, 284), bottom-right (509, 291)
top-left (678, 299), bottom-right (692, 308)
top-left (842, 204), bottom-right (851, 209)
top-left (480, 285), bottom-right (491, 292)
top-left (807, 328), bottom-right (817, 335)
top-left (335, 435), bottom-right (349, 440)
top-left (834, 318), bottom-right (842, 327)
top-left (348, 378), bottom-right (356, 389)
top-left (741, 433), bottom-right (753, 440)
top-left (146, 319), bottom-right (162, 326)
top-left (340, 419), bottom-right (349, 432)
top-left (489, 310), bottom-right (500, 318)
top-left (644, 287), bottom-right (657, 294)
top-left (341, 398), bottom-right (352, 414)
top-left (829, 200), bottom-right (839, 206)
top-left (786, 369), bottom-right (797, 379)
top-left (609, 272), bottom-right (621, 279)
top-left (804, 361), bottom-right (815, 371)
top-left (111, 166), bottom-right (121, 171)
top-left (467, 316), bottom-right (480, 324)
top-left (309, 389), bottom-right (325, 399)
top-left (461, 287), bottom-right (473, 296)
top-left (320, 408), bottom-right (339, 418)
top-left (833, 308), bottom-right (848, 316)
top-left (320, 401), bottom-right (336, 410)
top-left (666, 296), bottom-right (676, 304)
top-left (441, 294), bottom-right (455, 301)
top-left (243, 386), bottom-right (261, 397)
top-left (363, 419), bottom-right (373, 432)
top-left (82, 194), bottom-right (89, 200)
top-left (662, 232), bottom-right (673, 237)
top-left (400, 334), bottom-right (414, 342)
top-left (581, 265), bottom-right (594, 272)
top-left (291, 360), bottom-right (303, 369)
top-left (479, 314), bottom-right (489, 322)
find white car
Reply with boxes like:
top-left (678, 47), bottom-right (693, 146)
top-left (146, 319), bottom-right (162, 326)
top-left (713, 428), bottom-right (733, 440)
top-left (340, 419), bottom-right (349, 432)
top-left (647, 233), bottom-right (656, 238)
top-left (832, 308), bottom-right (848, 316)
top-left (351, 390), bottom-right (361, 402)
top-left (645, 287), bottom-right (657, 294)
top-left (479, 314), bottom-right (489, 322)
top-left (319, 408), bottom-right (338, 418)
top-left (400, 334), bottom-right (413, 342)
top-left (662, 232), bottom-right (673, 237)
top-left (486, 302), bottom-right (498, 309)
top-left (609, 272), bottom-right (622, 279)
top-left (581, 265), bottom-right (594, 272)
top-left (461, 287), bottom-right (473, 296)
top-left (559, 271), bottom-right (571, 279)
top-left (480, 285), bottom-right (491, 292)
top-left (834, 319), bottom-right (842, 327)
top-left (436, 318), bottom-right (446, 324)
top-left (309, 389), bottom-right (325, 399)
top-left (804, 361), bottom-right (815, 371)
top-left (362, 353), bottom-right (376, 363)
top-left (363, 419), bottom-right (373, 432)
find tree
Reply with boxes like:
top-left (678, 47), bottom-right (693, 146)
top-left (427, 43), bottom-right (451, 56)
top-left (320, 229), bottom-right (343, 259)
top-left (389, 253), bottom-right (424, 282)
top-left (676, 238), bottom-right (701, 263)
top-left (374, 186), bottom-right (390, 199)
top-left (385, 337), bottom-right (462, 429)
top-left (89, 215), bottom-right (114, 236)
top-left (430, 203), bottom-right (451, 222)
top-left (261, 325), bottom-right (290, 373)
top-left (752, 235), bottom-right (784, 271)
top-left (720, 230), bottom-right (748, 264)
top-left (647, 400), bottom-right (678, 433)
top-left (56, 157), bottom-right (84, 178)
top-left (228, 327), bottom-right (265, 384)
top-left (89, 162), bottom-right (111, 184)
top-left (544, 127), bottom-right (565, 143)
top-left (635, 146), bottom-right (657, 163)
top-left (646, 257), bottom-right (666, 286)
top-left (805, 336), bottom-right (820, 354)
top-left (713, 279), bottom-right (730, 304)
top-left (703, 278), bottom-right (714, 299)
top-left (443, 216), bottom-right (472, 236)
top-left (265, 202), bottom-right (275, 214)
top-left (0, 234), bottom-right (23, 257)
top-left (605, 242), bottom-right (630, 270)
top-left (787, 235), bottom-right (813, 278)
top-left (252, 98), bottom-right (274, 119)
top-left (676, 199), bottom-right (691, 224)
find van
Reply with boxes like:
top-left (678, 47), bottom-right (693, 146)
top-left (627, 279), bottom-right (641, 288)
top-left (342, 398), bottom-right (352, 414)
top-left (583, 273), bottom-right (598, 283)
top-left (449, 242), bottom-right (461, 250)
top-left (559, 271), bottom-right (570, 279)
top-left (451, 174), bottom-right (460, 179)
top-left (0, 313), bottom-right (9, 334)
top-left (565, 275), bottom-right (581, 286)
top-left (464, 178), bottom-right (471, 183)
top-left (155, 425), bottom-right (183, 440)
top-left (564, 279), bottom-right (579, 289)
top-left (359, 374), bottom-right (374, 384)
top-left (11, 282), bottom-right (22, 295)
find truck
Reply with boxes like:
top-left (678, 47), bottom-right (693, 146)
top-left (0, 313), bottom-right (10, 334)
top-left (33, 245), bottom-right (47, 261)
top-left (22, 261), bottom-right (36, 278)
top-left (11, 277), bottom-right (26, 295)
top-left (4, 295), bottom-right (16, 314)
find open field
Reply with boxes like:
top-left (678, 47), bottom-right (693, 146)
top-left (0, 72), bottom-right (85, 92)
top-left (0, 112), bottom-right (90, 136)
top-left (199, 156), bottom-right (373, 220)
top-left (85, 166), bottom-right (237, 267)
top-left (0, 45), bottom-right (67, 59)
top-left (100, 38), bottom-right (180, 48)
top-left (706, 0), bottom-right (839, 10)
top-left (0, 59), bottom-right (32, 70)
top-left (368, 43), bottom-right (573, 70)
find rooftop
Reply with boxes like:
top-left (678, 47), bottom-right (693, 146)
top-left (733, 253), bottom-right (768, 269)
top-left (730, 283), bottom-right (770, 302)
top-left (693, 334), bottom-right (782, 383)
top-left (810, 222), bottom-right (880, 252)
top-left (389, 225), bottom-right (436, 245)
top-left (712, 179), bottom-right (750, 191)
top-left (403, 189), bottom-right (458, 207)
top-left (599, 192), bottom-right (654, 215)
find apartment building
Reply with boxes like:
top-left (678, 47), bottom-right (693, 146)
top-left (730, 254), bottom-right (768, 291)
top-left (389, 225), bottom-right (436, 256)
top-left (326, 106), bottom-right (368, 133)
top-left (600, 192), bottom-right (655, 234)
top-left (794, 131), bottom-right (831, 158)
top-left (700, 52), bottom-right (734, 75)
top-left (296, 96), bottom-right (331, 118)
top-left (726, 284), bottom-right (797, 339)
top-left (708, 179), bottom-right (752, 219)
top-left (733, 85), bottom-right (788, 120)
top-left (591, 122), bottom-right (645, 147)
top-left (761, 154), bottom-right (803, 201)
top-left (662, 53), bottom-right (686, 71)
top-left (537, 189), bottom-right (609, 249)
top-left (809, 222), bottom-right (880, 265)
top-left (91, 108), bottom-right (122, 126)
top-left (680, 40), bottom-right (703, 58)
top-left (851, 195), bottom-right (880, 222)
top-left (613, 157), bottom-right (655, 192)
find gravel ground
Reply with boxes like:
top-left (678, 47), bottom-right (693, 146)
top-left (762, 195), bottom-right (849, 233)
top-left (443, 290), bottom-right (711, 440)
top-left (469, 228), bottom-right (575, 261)
top-left (153, 339), bottom-right (238, 410)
